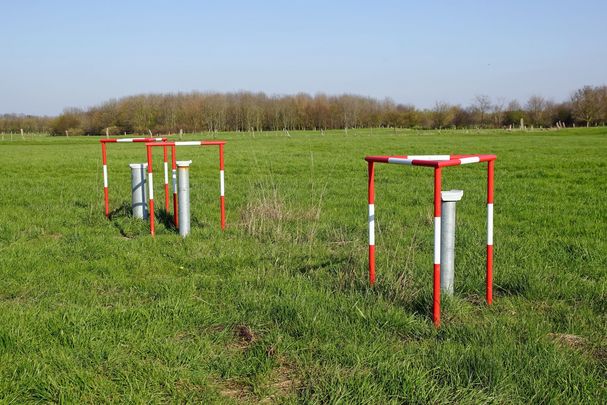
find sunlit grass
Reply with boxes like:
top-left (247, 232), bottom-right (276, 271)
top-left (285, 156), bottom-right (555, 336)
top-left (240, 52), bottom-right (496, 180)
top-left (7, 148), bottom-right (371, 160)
top-left (0, 128), bottom-right (605, 402)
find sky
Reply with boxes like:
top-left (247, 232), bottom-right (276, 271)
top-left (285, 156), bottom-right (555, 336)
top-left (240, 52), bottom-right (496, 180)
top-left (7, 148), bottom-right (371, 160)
top-left (1, 0), bottom-right (606, 115)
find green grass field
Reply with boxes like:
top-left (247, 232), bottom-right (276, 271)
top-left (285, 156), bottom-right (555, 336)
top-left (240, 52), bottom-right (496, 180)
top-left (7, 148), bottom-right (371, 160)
top-left (0, 128), bottom-right (605, 403)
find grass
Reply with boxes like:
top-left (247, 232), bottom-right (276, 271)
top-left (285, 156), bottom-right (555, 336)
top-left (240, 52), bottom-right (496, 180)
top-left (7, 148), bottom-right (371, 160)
top-left (0, 127), bottom-right (605, 403)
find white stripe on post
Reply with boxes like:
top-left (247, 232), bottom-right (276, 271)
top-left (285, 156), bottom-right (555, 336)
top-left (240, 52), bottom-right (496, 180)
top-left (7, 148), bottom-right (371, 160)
top-left (103, 165), bottom-right (108, 187)
top-left (148, 172), bottom-right (154, 200)
top-left (164, 162), bottom-right (169, 184)
top-left (172, 169), bottom-right (177, 193)
top-left (220, 170), bottom-right (225, 196)
top-left (368, 204), bottom-right (375, 245)
top-left (175, 141), bottom-right (202, 146)
top-left (487, 203), bottom-right (493, 245)
top-left (116, 138), bottom-right (134, 143)
top-left (459, 156), bottom-right (481, 165)
top-left (408, 155), bottom-right (450, 160)
top-left (434, 217), bottom-right (441, 264)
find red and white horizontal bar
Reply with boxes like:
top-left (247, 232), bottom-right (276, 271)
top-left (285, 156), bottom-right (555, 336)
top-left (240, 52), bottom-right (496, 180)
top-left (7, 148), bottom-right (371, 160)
top-left (101, 137), bottom-right (165, 143)
top-left (149, 141), bottom-right (227, 147)
top-left (365, 154), bottom-right (496, 168)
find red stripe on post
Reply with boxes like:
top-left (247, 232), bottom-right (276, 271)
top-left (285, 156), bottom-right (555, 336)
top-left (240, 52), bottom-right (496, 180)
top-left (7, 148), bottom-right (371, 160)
top-left (368, 161), bottom-right (375, 204)
top-left (147, 145), bottom-right (153, 173)
top-left (487, 160), bottom-right (494, 204)
top-left (433, 263), bottom-right (441, 326)
top-left (369, 245), bottom-right (376, 285)
top-left (434, 168), bottom-right (441, 217)
top-left (219, 144), bottom-right (224, 170)
top-left (364, 156), bottom-right (390, 163)
top-left (220, 196), bottom-right (225, 230)
top-left (149, 199), bottom-right (155, 236)
top-left (487, 245), bottom-right (493, 304)
top-left (103, 187), bottom-right (109, 217)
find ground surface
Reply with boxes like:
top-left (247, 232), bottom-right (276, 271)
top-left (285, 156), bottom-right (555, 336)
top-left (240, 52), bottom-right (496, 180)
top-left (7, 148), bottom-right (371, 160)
top-left (0, 128), bottom-right (605, 403)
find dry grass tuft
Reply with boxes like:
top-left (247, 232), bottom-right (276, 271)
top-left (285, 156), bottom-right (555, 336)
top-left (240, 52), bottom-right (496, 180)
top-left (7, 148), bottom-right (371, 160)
top-left (548, 332), bottom-right (588, 350)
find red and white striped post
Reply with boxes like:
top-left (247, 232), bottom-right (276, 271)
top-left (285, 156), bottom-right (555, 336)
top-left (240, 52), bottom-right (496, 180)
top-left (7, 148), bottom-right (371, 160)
top-left (146, 144), bottom-right (155, 236)
top-left (101, 142), bottom-right (109, 217)
top-left (487, 159), bottom-right (494, 305)
top-left (163, 145), bottom-right (170, 212)
top-left (219, 143), bottom-right (225, 230)
top-left (368, 161), bottom-right (376, 285)
top-left (172, 144), bottom-right (178, 228)
top-left (433, 167), bottom-right (442, 327)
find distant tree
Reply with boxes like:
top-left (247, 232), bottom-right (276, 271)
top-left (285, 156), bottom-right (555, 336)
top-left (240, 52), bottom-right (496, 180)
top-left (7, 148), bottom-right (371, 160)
top-left (4, 85), bottom-right (606, 135)
top-left (571, 86), bottom-right (601, 127)
top-left (552, 102), bottom-right (574, 126)
top-left (451, 105), bottom-right (473, 128)
top-left (599, 86), bottom-right (607, 124)
top-left (526, 95), bottom-right (549, 126)
top-left (472, 95), bottom-right (492, 127)
top-left (50, 109), bottom-right (82, 135)
top-left (492, 97), bottom-right (506, 127)
top-left (432, 101), bottom-right (454, 129)
top-left (503, 100), bottom-right (526, 127)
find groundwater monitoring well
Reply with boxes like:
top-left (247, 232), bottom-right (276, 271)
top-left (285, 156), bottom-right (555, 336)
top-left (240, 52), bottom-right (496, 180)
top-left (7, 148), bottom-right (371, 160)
top-left (364, 154), bottom-right (495, 326)
top-left (129, 163), bottom-right (148, 219)
top-left (177, 160), bottom-right (192, 237)
top-left (440, 189), bottom-right (464, 296)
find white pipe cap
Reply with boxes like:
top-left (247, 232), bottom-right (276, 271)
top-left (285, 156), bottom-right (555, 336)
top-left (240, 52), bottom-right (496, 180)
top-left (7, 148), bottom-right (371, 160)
top-left (441, 190), bottom-right (464, 202)
top-left (129, 163), bottom-right (148, 169)
top-left (176, 160), bottom-right (193, 168)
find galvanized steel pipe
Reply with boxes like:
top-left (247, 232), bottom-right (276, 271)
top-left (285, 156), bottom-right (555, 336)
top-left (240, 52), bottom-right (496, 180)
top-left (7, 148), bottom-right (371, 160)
top-left (129, 163), bottom-right (148, 219)
top-left (177, 160), bottom-right (192, 237)
top-left (440, 190), bottom-right (464, 296)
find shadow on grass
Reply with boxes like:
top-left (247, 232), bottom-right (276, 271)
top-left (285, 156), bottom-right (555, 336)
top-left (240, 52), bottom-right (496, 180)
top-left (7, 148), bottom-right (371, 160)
top-left (157, 208), bottom-right (177, 232)
top-left (108, 202), bottom-right (178, 236)
top-left (296, 257), bottom-right (350, 275)
top-left (108, 202), bottom-right (131, 220)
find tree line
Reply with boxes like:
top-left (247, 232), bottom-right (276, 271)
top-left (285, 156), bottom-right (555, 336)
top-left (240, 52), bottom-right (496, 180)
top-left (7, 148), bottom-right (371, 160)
top-left (1, 85), bottom-right (606, 135)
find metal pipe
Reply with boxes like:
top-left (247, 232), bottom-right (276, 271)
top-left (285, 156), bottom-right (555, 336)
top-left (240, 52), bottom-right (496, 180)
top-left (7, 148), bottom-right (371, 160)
top-left (177, 160), bottom-right (192, 237)
top-left (129, 163), bottom-right (148, 219)
top-left (440, 190), bottom-right (464, 296)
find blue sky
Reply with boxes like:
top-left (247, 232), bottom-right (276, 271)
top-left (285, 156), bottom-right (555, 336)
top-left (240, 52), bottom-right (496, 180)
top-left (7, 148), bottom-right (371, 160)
top-left (1, 0), bottom-right (606, 115)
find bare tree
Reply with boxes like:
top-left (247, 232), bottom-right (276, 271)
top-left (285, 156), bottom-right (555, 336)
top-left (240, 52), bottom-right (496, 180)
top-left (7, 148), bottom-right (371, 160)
top-left (492, 97), bottom-right (506, 127)
top-left (526, 95), bottom-right (548, 126)
top-left (571, 86), bottom-right (601, 127)
top-left (473, 95), bottom-right (492, 127)
top-left (432, 101), bottom-right (454, 129)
